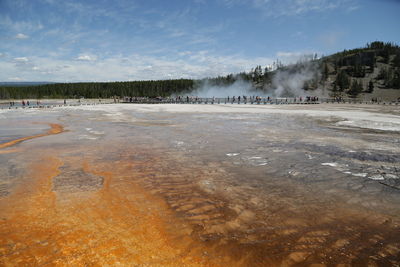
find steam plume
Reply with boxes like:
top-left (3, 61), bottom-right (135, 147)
top-left (186, 58), bottom-right (327, 98)
top-left (269, 62), bottom-right (321, 97)
top-left (188, 79), bottom-right (262, 98)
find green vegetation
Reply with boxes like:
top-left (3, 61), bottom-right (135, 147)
top-left (348, 79), bottom-right (363, 98)
top-left (335, 70), bottom-right (350, 92)
top-left (368, 80), bottom-right (374, 93)
top-left (0, 79), bottom-right (194, 99)
top-left (327, 41), bottom-right (400, 94)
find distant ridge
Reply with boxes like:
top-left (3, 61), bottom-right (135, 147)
top-left (0, 82), bottom-right (57, 87)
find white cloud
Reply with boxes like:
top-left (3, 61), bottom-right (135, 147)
top-left (0, 52), bottom-right (274, 82)
top-left (14, 57), bottom-right (29, 62)
top-left (76, 54), bottom-right (97, 61)
top-left (0, 16), bottom-right (43, 32)
top-left (346, 5), bottom-right (360, 12)
top-left (15, 33), bottom-right (29, 39)
top-left (169, 30), bottom-right (185, 38)
top-left (220, 0), bottom-right (240, 7)
top-left (178, 51), bottom-right (192, 56)
top-left (12, 57), bottom-right (39, 73)
top-left (220, 0), bottom-right (358, 17)
top-left (8, 77), bottom-right (22, 81)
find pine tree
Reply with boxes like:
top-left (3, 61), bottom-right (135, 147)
top-left (253, 65), bottom-right (263, 82)
top-left (367, 80), bottom-right (374, 93)
top-left (322, 62), bottom-right (329, 81)
top-left (377, 67), bottom-right (388, 80)
top-left (336, 70), bottom-right (350, 91)
top-left (263, 66), bottom-right (270, 82)
top-left (348, 79), bottom-right (363, 98)
top-left (393, 54), bottom-right (400, 68)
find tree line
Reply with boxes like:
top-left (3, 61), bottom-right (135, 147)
top-left (0, 79), bottom-right (194, 99)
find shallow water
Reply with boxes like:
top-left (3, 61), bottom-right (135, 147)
top-left (0, 103), bottom-right (399, 266)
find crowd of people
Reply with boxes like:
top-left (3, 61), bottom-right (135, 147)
top-left (4, 96), bottom-right (397, 108)
top-left (4, 99), bottom-right (65, 108)
top-left (173, 95), bottom-right (321, 103)
top-left (8, 100), bottom-right (41, 107)
top-left (122, 95), bottom-right (323, 104)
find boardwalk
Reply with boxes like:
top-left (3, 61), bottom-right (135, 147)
top-left (122, 96), bottom-right (399, 105)
top-left (0, 99), bottom-right (115, 110)
top-left (1, 97), bottom-right (399, 110)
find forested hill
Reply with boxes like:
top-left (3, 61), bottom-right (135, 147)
top-left (206, 41), bottom-right (400, 98)
top-left (1, 41), bottom-right (399, 99)
top-left (320, 41), bottom-right (400, 97)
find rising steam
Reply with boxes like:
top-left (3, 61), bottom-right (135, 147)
top-left (187, 59), bottom-right (326, 98)
top-left (268, 61), bottom-right (322, 97)
top-left (188, 79), bottom-right (260, 98)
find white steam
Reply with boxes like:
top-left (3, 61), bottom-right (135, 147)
top-left (186, 60), bottom-right (327, 98)
top-left (268, 62), bottom-right (322, 97)
top-left (188, 79), bottom-right (260, 98)
top-left (271, 70), bottom-right (310, 97)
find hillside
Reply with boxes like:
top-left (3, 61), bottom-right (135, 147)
top-left (232, 41), bottom-right (400, 100)
top-left (321, 41), bottom-right (400, 100)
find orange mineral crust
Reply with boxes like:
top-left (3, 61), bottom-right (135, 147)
top-left (1, 142), bottom-right (399, 266)
top-left (0, 152), bottom-right (226, 266)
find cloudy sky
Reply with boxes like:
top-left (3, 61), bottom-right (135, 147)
top-left (0, 0), bottom-right (399, 82)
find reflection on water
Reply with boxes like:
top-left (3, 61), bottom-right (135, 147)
top-left (0, 104), bottom-right (399, 266)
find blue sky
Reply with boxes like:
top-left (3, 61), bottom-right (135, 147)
top-left (0, 0), bottom-right (399, 82)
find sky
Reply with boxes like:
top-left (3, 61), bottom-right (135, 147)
top-left (0, 0), bottom-right (399, 82)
